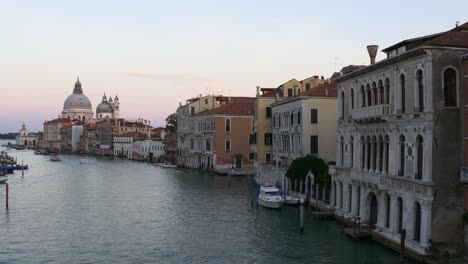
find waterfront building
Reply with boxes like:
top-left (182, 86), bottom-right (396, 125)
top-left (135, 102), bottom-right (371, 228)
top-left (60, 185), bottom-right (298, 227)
top-left (15, 122), bottom-right (40, 148)
top-left (332, 22), bottom-right (468, 257)
top-left (176, 94), bottom-right (246, 167)
top-left (163, 132), bottom-right (177, 163)
top-left (271, 81), bottom-right (338, 169)
top-left (42, 118), bottom-right (73, 152)
top-left (188, 99), bottom-right (255, 173)
top-left (250, 76), bottom-right (324, 182)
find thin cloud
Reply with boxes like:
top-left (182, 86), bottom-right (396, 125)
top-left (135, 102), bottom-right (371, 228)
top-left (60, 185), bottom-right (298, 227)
top-left (126, 71), bottom-right (211, 83)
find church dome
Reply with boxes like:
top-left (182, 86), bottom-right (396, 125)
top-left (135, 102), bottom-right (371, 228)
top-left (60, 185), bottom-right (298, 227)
top-left (63, 94), bottom-right (93, 110)
top-left (63, 78), bottom-right (92, 110)
top-left (96, 94), bottom-right (114, 113)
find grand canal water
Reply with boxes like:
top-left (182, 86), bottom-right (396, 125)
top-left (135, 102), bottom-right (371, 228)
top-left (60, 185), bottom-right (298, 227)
top-left (0, 143), bottom-right (406, 263)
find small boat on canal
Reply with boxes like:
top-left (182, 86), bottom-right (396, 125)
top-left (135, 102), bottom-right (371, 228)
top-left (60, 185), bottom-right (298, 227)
top-left (258, 185), bottom-right (284, 209)
top-left (159, 163), bottom-right (177, 168)
top-left (0, 175), bottom-right (7, 184)
top-left (284, 195), bottom-right (301, 205)
top-left (50, 154), bottom-right (61, 162)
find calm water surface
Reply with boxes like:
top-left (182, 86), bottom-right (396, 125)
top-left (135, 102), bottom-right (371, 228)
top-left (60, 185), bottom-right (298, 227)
top-left (0, 143), bottom-right (405, 263)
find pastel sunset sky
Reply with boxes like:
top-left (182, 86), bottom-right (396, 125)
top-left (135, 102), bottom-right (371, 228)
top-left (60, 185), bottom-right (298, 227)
top-left (0, 0), bottom-right (465, 132)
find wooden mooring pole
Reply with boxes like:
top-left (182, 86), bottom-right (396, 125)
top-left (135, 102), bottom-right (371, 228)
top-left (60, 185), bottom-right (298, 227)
top-left (6, 183), bottom-right (9, 209)
top-left (299, 198), bottom-right (304, 233)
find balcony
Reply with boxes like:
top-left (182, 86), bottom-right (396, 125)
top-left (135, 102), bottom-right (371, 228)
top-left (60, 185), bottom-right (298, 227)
top-left (460, 167), bottom-right (468, 184)
top-left (351, 104), bottom-right (391, 123)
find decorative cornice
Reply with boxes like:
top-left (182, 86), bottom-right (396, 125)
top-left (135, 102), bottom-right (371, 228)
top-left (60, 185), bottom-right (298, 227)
top-left (336, 49), bottom-right (428, 83)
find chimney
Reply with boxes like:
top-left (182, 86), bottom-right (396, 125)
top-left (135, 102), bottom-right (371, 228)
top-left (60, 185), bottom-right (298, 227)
top-left (367, 45), bottom-right (379, 65)
top-left (256, 86), bottom-right (260, 97)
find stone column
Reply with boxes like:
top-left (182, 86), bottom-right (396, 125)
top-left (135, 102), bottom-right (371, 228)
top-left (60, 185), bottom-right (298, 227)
top-left (351, 184), bottom-right (358, 216)
top-left (420, 201), bottom-right (432, 248)
top-left (330, 181), bottom-right (336, 208)
top-left (335, 182), bottom-right (341, 210)
top-left (389, 195), bottom-right (397, 233)
top-left (423, 134), bottom-right (432, 182)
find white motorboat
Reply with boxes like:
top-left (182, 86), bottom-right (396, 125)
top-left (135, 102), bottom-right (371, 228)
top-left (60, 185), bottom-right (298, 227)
top-left (284, 195), bottom-right (301, 205)
top-left (160, 163), bottom-right (177, 168)
top-left (0, 176), bottom-right (7, 184)
top-left (258, 185), bottom-right (284, 209)
top-left (80, 158), bottom-right (88, 164)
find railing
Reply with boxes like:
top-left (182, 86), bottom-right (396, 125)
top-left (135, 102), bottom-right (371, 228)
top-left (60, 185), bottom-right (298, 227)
top-left (351, 104), bottom-right (390, 120)
top-left (461, 167), bottom-right (468, 184)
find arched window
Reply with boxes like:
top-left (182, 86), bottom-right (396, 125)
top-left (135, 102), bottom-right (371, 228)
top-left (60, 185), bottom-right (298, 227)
top-left (384, 135), bottom-right (390, 173)
top-left (290, 112), bottom-right (294, 125)
top-left (385, 78), bottom-right (390, 104)
top-left (400, 74), bottom-right (406, 113)
top-left (414, 202), bottom-right (421, 242)
top-left (356, 186), bottom-right (361, 215)
top-left (361, 136), bottom-right (365, 170)
top-left (225, 119), bottom-right (231, 132)
top-left (371, 135), bottom-right (377, 171)
top-left (340, 182), bottom-right (343, 208)
top-left (416, 70), bottom-right (424, 112)
top-left (416, 135), bottom-right (423, 180)
top-left (378, 135), bottom-right (384, 172)
top-left (385, 193), bottom-right (391, 228)
top-left (341, 91), bottom-right (345, 118)
top-left (399, 135), bottom-right (405, 176)
top-left (360, 85), bottom-right (365, 107)
top-left (366, 136), bottom-right (371, 170)
top-left (397, 197), bottom-right (403, 233)
top-left (350, 136), bottom-right (354, 168)
top-left (350, 89), bottom-right (354, 109)
top-left (372, 82), bottom-right (378, 105)
top-left (348, 184), bottom-right (352, 212)
top-left (297, 111), bottom-right (301, 125)
top-left (378, 80), bottom-right (384, 105)
top-left (340, 136), bottom-right (345, 166)
top-left (443, 68), bottom-right (457, 107)
top-left (366, 84), bottom-right (372, 106)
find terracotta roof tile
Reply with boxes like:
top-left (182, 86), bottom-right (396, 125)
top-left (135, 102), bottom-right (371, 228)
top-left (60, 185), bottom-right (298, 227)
top-left (116, 131), bottom-right (147, 139)
top-left (260, 89), bottom-right (278, 98)
top-left (195, 101), bottom-right (254, 116)
top-left (298, 81), bottom-right (338, 97)
top-left (423, 22), bottom-right (468, 49)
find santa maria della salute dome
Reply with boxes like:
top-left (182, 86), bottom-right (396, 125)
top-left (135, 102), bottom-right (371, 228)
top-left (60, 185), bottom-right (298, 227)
top-left (61, 78), bottom-right (120, 122)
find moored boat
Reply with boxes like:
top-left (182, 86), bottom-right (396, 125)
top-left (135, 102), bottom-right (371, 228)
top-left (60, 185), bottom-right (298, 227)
top-left (258, 185), bottom-right (284, 209)
top-left (160, 163), bottom-right (177, 168)
top-left (0, 176), bottom-right (7, 184)
top-left (284, 195), bottom-right (301, 205)
top-left (50, 154), bottom-right (61, 162)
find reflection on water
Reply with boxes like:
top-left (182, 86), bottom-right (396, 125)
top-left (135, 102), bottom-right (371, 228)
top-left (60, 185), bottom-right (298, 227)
top-left (0, 143), bottom-right (405, 263)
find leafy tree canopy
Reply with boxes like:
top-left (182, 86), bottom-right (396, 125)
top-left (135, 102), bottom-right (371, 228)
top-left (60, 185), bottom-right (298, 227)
top-left (165, 113), bottom-right (177, 133)
top-left (285, 155), bottom-right (330, 187)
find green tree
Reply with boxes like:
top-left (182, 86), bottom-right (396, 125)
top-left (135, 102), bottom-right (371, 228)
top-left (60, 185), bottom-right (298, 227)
top-left (165, 113), bottom-right (177, 133)
top-left (285, 155), bottom-right (330, 187)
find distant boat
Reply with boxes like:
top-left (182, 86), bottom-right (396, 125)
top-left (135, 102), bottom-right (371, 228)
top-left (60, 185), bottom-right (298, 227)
top-left (0, 175), bottom-right (7, 184)
top-left (80, 158), bottom-right (89, 164)
top-left (258, 185), bottom-right (284, 209)
top-left (284, 195), bottom-right (301, 205)
top-left (50, 154), bottom-right (61, 162)
top-left (159, 163), bottom-right (177, 168)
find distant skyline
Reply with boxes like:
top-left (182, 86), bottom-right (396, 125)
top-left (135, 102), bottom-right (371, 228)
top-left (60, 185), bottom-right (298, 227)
top-left (0, 0), bottom-right (466, 132)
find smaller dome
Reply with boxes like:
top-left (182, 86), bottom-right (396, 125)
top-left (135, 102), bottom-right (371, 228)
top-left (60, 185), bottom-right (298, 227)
top-left (96, 101), bottom-right (114, 113)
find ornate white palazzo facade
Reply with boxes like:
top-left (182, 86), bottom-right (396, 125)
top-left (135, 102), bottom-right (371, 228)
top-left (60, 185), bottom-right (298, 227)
top-left (331, 26), bottom-right (467, 257)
